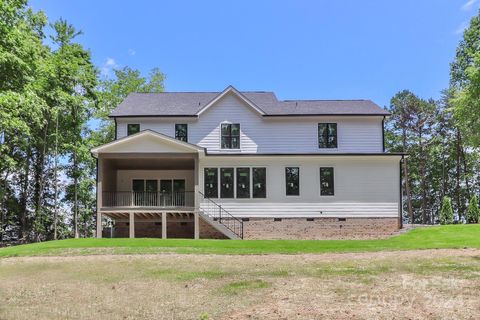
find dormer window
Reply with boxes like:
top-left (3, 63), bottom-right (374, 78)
top-left (221, 123), bottom-right (240, 149)
top-left (127, 124), bottom-right (140, 136)
top-left (175, 124), bottom-right (188, 142)
top-left (318, 123), bottom-right (337, 148)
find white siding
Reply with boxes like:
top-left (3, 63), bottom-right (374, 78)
top-left (198, 155), bottom-right (400, 218)
top-left (116, 93), bottom-right (384, 154)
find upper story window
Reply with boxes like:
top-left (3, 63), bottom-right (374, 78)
top-left (318, 123), bottom-right (337, 148)
top-left (127, 124), bottom-right (140, 136)
top-left (285, 167), bottom-right (300, 196)
top-left (320, 167), bottom-right (335, 196)
top-left (175, 124), bottom-right (188, 142)
top-left (221, 123), bottom-right (240, 149)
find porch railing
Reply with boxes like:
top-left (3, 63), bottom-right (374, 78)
top-left (102, 191), bottom-right (195, 208)
top-left (199, 191), bottom-right (244, 239)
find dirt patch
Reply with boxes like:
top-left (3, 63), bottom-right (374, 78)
top-left (1, 249), bottom-right (479, 319)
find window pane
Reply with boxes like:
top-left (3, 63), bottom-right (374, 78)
top-left (236, 168), bottom-right (250, 198)
top-left (132, 179), bottom-right (144, 192)
top-left (318, 123), bottom-right (337, 148)
top-left (127, 124), bottom-right (140, 136)
top-left (221, 136), bottom-right (231, 149)
top-left (220, 168), bottom-right (234, 198)
top-left (204, 168), bottom-right (218, 198)
top-left (320, 167), bottom-right (334, 196)
top-left (285, 167), bottom-right (300, 196)
top-left (252, 168), bottom-right (266, 198)
top-left (175, 124), bottom-right (188, 142)
top-left (221, 123), bottom-right (230, 136)
top-left (231, 124), bottom-right (240, 136)
top-left (231, 136), bottom-right (240, 149)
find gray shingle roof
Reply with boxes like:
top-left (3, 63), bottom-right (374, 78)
top-left (109, 90), bottom-right (389, 117)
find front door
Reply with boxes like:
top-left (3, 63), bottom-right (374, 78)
top-left (160, 180), bottom-right (173, 206)
top-left (132, 179), bottom-right (145, 206)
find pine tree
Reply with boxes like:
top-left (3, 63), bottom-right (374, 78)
top-left (466, 194), bottom-right (480, 224)
top-left (439, 197), bottom-right (454, 225)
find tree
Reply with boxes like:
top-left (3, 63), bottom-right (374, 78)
top-left (450, 11), bottom-right (480, 147)
top-left (466, 195), bottom-right (480, 224)
top-left (439, 197), bottom-right (454, 225)
top-left (96, 66), bottom-right (165, 143)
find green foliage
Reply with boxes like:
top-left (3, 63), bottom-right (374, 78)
top-left (466, 195), bottom-right (480, 224)
top-left (440, 197), bottom-right (454, 225)
top-left (450, 11), bottom-right (480, 147)
top-left (96, 66), bottom-right (165, 143)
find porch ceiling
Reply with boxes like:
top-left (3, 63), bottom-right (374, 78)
top-left (107, 157), bottom-right (194, 170)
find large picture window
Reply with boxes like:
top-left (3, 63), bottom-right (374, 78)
top-left (320, 167), bottom-right (335, 196)
top-left (236, 168), bottom-right (250, 198)
top-left (127, 124), bottom-right (140, 136)
top-left (175, 124), bottom-right (188, 142)
top-left (220, 168), bottom-right (234, 198)
top-left (221, 123), bottom-right (240, 149)
top-left (318, 123), bottom-right (337, 148)
top-left (204, 168), bottom-right (218, 198)
top-left (285, 167), bottom-right (300, 196)
top-left (252, 167), bottom-right (266, 198)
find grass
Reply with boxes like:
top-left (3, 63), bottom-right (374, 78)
top-left (0, 224), bottom-right (479, 257)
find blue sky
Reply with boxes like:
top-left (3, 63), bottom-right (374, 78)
top-left (30, 0), bottom-right (478, 108)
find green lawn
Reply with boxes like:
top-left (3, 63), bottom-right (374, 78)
top-left (1, 224), bottom-right (479, 257)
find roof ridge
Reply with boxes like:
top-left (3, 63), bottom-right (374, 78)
top-left (282, 99), bottom-right (370, 102)
top-left (130, 91), bottom-right (275, 94)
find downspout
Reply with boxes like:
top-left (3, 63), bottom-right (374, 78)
top-left (382, 116), bottom-right (386, 153)
top-left (114, 117), bottom-right (117, 140)
top-left (399, 156), bottom-right (403, 229)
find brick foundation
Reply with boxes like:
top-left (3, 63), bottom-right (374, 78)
top-left (242, 217), bottom-right (400, 240)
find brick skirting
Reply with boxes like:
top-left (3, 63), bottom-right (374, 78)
top-left (105, 217), bottom-right (399, 240)
top-left (242, 217), bottom-right (400, 240)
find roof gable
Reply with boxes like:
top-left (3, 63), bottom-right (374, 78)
top-left (196, 86), bottom-right (266, 116)
top-left (91, 130), bottom-right (204, 157)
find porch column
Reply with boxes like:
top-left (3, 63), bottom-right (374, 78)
top-left (96, 211), bottom-right (102, 238)
top-left (162, 212), bottom-right (167, 239)
top-left (194, 211), bottom-right (199, 240)
top-left (129, 212), bottom-right (135, 238)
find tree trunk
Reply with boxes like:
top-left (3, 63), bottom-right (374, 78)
top-left (455, 128), bottom-right (462, 219)
top-left (53, 113), bottom-right (59, 240)
top-left (401, 128), bottom-right (414, 223)
top-left (20, 145), bottom-right (31, 240)
top-left (73, 151), bottom-right (79, 239)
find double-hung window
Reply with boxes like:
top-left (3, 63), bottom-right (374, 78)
top-left (221, 123), bottom-right (240, 149)
top-left (252, 168), bottom-right (266, 198)
top-left (204, 168), bottom-right (218, 198)
top-left (220, 168), bottom-right (234, 198)
top-left (127, 124), bottom-right (140, 136)
top-left (175, 124), bottom-right (188, 142)
top-left (285, 167), bottom-right (300, 196)
top-left (320, 167), bottom-right (335, 196)
top-left (318, 123), bottom-right (337, 148)
top-left (236, 168), bottom-right (250, 198)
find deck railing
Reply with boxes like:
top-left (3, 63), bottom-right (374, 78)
top-left (102, 191), bottom-right (195, 208)
top-left (199, 191), bottom-right (244, 239)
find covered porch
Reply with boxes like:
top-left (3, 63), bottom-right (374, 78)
top-left (92, 130), bottom-right (206, 239)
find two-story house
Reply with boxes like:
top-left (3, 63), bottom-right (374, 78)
top-left (91, 86), bottom-right (404, 240)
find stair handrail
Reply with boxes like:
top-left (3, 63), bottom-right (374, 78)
top-left (198, 191), bottom-right (244, 239)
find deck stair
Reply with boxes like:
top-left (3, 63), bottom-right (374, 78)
top-left (198, 192), bottom-right (243, 239)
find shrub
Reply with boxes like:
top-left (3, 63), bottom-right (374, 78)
top-left (440, 196), bottom-right (454, 225)
top-left (466, 194), bottom-right (480, 224)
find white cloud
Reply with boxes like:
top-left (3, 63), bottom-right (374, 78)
top-left (461, 0), bottom-right (478, 11)
top-left (454, 21), bottom-right (468, 35)
top-left (128, 49), bottom-right (136, 56)
top-left (101, 57), bottom-right (118, 76)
